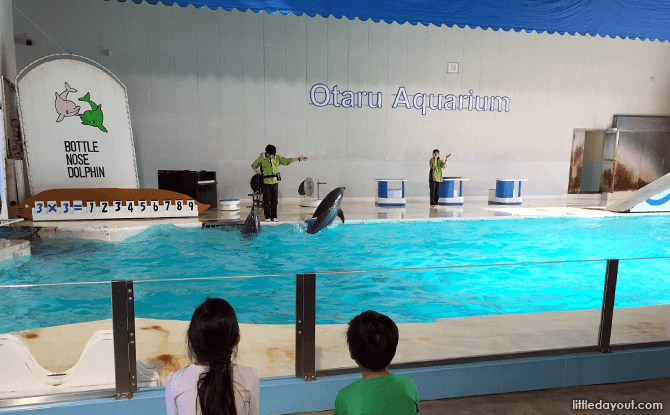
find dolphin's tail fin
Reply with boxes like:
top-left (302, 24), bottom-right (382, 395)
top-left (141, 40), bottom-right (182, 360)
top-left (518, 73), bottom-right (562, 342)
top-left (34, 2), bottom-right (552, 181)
top-left (78, 92), bottom-right (91, 102)
top-left (65, 82), bottom-right (77, 93)
top-left (337, 209), bottom-right (345, 223)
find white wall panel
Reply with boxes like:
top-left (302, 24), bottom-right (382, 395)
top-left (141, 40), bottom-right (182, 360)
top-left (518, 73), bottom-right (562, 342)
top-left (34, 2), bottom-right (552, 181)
top-left (13, 2), bottom-right (670, 198)
top-left (365, 20), bottom-right (388, 161)
top-left (528, 32), bottom-right (552, 161)
top-left (147, 6), bottom-right (175, 168)
top-left (475, 28), bottom-right (501, 163)
top-left (284, 13), bottom-right (307, 159)
top-left (219, 9), bottom-right (244, 160)
top-left (423, 24), bottom-right (446, 164)
top-left (441, 26), bottom-right (465, 162)
top-left (404, 23), bottom-right (427, 161)
top-left (196, 10), bottom-right (222, 161)
top-left (577, 35), bottom-right (602, 128)
top-left (70, 0), bottom-right (100, 61)
top-left (593, 36), bottom-right (617, 129)
top-left (326, 17), bottom-right (349, 160)
top-left (544, 33), bottom-right (569, 162)
top-left (122, 2), bottom-right (152, 185)
top-left (511, 30), bottom-right (538, 162)
top-left (97, 1), bottom-right (126, 83)
top-left (491, 30), bottom-right (518, 162)
top-left (171, 6), bottom-right (199, 162)
top-left (263, 13), bottom-right (286, 154)
top-left (345, 18), bottom-right (368, 160)
top-left (385, 22), bottom-right (408, 161)
top-left (241, 11), bottom-right (264, 160)
top-left (305, 15), bottom-right (328, 161)
top-left (559, 34), bottom-right (586, 159)
top-left (458, 28), bottom-right (483, 162)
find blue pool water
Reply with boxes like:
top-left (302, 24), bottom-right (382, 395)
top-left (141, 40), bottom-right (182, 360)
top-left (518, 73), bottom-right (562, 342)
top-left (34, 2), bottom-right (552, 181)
top-left (0, 216), bottom-right (669, 334)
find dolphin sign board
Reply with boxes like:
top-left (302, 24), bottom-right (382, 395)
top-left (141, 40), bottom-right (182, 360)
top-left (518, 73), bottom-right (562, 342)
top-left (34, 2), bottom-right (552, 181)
top-left (16, 54), bottom-right (139, 195)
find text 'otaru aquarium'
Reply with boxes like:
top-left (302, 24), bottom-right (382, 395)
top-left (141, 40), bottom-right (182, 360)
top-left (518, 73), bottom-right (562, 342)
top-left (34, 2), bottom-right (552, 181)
top-left (309, 84), bottom-right (511, 115)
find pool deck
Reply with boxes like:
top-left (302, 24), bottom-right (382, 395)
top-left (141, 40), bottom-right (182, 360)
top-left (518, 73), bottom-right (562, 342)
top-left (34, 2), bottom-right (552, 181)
top-left (9, 304), bottom-right (670, 391)
top-left (4, 193), bottom-right (629, 242)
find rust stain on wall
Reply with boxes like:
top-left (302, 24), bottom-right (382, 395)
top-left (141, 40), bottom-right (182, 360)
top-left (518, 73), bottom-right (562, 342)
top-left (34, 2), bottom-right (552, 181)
top-left (140, 325), bottom-right (168, 333)
top-left (568, 145), bottom-right (584, 193)
top-left (21, 332), bottom-right (38, 339)
top-left (267, 347), bottom-right (295, 364)
top-left (157, 353), bottom-right (179, 372)
top-left (613, 163), bottom-right (650, 191)
top-left (601, 168), bottom-right (612, 189)
top-left (625, 322), bottom-right (668, 339)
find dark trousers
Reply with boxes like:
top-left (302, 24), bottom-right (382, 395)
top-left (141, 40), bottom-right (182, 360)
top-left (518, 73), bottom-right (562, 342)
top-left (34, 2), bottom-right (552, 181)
top-left (262, 183), bottom-right (279, 219)
top-left (429, 181), bottom-right (441, 206)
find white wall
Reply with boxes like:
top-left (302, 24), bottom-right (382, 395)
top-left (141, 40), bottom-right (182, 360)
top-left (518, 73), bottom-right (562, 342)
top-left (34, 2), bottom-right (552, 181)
top-left (11, 1), bottom-right (670, 198)
top-left (0, 0), bottom-right (16, 80)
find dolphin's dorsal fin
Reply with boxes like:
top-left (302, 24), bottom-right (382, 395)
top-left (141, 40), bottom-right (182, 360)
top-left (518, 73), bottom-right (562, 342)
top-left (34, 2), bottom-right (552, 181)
top-left (337, 209), bottom-right (345, 223)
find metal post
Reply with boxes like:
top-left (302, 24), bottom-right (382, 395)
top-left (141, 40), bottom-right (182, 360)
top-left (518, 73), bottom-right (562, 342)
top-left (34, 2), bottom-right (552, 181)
top-left (295, 273), bottom-right (316, 381)
top-left (111, 280), bottom-right (138, 398)
top-left (597, 259), bottom-right (619, 353)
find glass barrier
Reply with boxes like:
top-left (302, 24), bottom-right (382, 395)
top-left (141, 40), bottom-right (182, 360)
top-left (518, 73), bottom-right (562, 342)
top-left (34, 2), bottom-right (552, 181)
top-left (0, 282), bottom-right (113, 400)
top-left (314, 260), bottom-right (607, 372)
top-left (611, 258), bottom-right (670, 345)
top-left (133, 275), bottom-right (296, 387)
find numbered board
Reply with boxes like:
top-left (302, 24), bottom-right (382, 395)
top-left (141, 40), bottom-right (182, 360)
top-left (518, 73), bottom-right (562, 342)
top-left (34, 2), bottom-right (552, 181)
top-left (31, 199), bottom-right (199, 221)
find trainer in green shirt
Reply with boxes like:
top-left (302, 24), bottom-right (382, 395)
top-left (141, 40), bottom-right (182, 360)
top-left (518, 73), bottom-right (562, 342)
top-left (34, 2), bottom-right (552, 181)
top-left (251, 154), bottom-right (295, 185)
top-left (334, 373), bottom-right (419, 415)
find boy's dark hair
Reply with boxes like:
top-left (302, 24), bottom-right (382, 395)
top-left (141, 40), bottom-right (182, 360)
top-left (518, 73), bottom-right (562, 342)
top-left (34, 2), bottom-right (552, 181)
top-left (346, 310), bottom-right (399, 371)
top-left (265, 144), bottom-right (277, 155)
top-left (433, 149), bottom-right (440, 154)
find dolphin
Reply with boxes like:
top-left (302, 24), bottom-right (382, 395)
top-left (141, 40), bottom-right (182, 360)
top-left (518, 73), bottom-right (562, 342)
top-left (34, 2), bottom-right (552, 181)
top-left (54, 82), bottom-right (80, 122)
top-left (78, 92), bottom-right (108, 133)
top-left (241, 205), bottom-right (261, 235)
top-left (305, 187), bottom-right (345, 234)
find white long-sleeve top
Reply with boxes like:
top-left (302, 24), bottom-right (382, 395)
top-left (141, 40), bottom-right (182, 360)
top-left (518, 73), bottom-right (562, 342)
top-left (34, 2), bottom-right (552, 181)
top-left (165, 363), bottom-right (260, 415)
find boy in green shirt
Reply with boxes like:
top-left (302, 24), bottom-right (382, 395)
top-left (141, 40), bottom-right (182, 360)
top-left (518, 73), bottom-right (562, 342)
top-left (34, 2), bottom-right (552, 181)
top-left (334, 311), bottom-right (419, 415)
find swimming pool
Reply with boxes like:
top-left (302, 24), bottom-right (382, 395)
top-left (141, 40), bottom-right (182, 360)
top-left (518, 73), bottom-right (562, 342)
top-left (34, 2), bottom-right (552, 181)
top-left (0, 216), bottom-right (669, 334)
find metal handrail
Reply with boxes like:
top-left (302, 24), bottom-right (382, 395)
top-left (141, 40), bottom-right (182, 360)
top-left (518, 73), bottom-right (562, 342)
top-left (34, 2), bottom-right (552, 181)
top-left (3, 255), bottom-right (670, 289)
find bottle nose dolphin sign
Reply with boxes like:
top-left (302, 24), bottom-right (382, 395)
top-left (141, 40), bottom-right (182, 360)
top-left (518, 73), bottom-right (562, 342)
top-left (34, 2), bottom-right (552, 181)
top-left (305, 187), bottom-right (345, 234)
top-left (241, 205), bottom-right (261, 234)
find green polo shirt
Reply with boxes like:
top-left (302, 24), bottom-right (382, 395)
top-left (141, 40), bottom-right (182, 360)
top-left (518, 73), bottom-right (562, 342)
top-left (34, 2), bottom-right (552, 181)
top-left (334, 373), bottom-right (419, 415)
top-left (252, 154), bottom-right (293, 184)
top-left (429, 158), bottom-right (446, 182)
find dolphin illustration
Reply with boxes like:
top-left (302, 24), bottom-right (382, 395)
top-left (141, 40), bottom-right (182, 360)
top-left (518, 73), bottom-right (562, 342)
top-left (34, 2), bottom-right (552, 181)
top-left (241, 205), bottom-right (261, 235)
top-left (54, 82), bottom-right (80, 122)
top-left (78, 92), bottom-right (108, 133)
top-left (305, 187), bottom-right (345, 234)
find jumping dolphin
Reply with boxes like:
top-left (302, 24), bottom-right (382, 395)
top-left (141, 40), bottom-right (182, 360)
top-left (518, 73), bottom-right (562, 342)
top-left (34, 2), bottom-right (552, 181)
top-left (78, 92), bottom-right (108, 133)
top-left (241, 205), bottom-right (261, 234)
top-left (305, 187), bottom-right (345, 234)
top-left (54, 82), bottom-right (80, 122)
